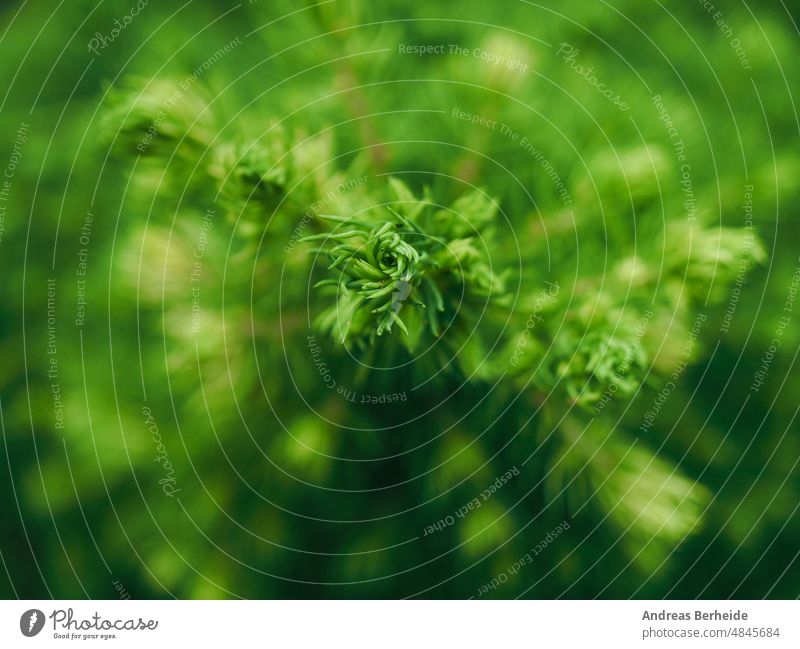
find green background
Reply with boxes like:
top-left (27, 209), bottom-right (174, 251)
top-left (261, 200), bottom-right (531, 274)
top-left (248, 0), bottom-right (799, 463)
top-left (1, 0), bottom-right (799, 598)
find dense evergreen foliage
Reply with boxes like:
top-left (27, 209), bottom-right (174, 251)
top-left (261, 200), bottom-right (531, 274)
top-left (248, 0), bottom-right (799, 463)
top-left (1, 0), bottom-right (799, 598)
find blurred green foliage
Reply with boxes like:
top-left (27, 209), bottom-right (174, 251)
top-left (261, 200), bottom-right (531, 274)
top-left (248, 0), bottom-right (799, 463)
top-left (1, 0), bottom-right (799, 599)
